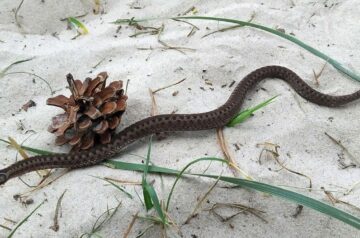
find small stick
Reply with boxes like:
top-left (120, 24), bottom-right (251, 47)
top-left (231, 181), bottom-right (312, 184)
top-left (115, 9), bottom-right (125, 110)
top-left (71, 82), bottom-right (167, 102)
top-left (312, 62), bottom-right (327, 86)
top-left (216, 128), bottom-right (252, 179)
top-left (123, 211), bottom-right (139, 238)
top-left (50, 190), bottom-right (67, 231)
top-left (257, 142), bottom-right (312, 189)
top-left (183, 174), bottom-right (221, 224)
top-left (148, 88), bottom-right (159, 117)
top-left (322, 188), bottom-right (360, 212)
top-left (216, 128), bottom-right (238, 177)
top-left (152, 78), bottom-right (186, 93)
top-left (0, 224), bottom-right (11, 231)
top-left (181, 6), bottom-right (196, 15)
top-left (104, 177), bottom-right (141, 185)
top-left (325, 132), bottom-right (359, 165)
top-left (92, 58), bottom-right (106, 69)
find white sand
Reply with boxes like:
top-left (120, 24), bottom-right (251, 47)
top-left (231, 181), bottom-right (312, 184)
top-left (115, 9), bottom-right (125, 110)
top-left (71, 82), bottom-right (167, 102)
top-left (0, 0), bottom-right (359, 237)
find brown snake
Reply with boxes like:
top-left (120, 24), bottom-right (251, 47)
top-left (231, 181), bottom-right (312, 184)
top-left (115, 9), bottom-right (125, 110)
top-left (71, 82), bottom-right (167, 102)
top-left (1, 65), bottom-right (360, 185)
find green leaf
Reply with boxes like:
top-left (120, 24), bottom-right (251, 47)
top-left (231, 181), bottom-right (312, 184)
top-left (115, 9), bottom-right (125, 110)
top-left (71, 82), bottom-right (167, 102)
top-left (227, 95), bottom-right (278, 127)
top-left (107, 159), bottom-right (360, 229)
top-left (144, 183), bottom-right (166, 224)
top-left (142, 182), bottom-right (154, 211)
top-left (68, 17), bottom-right (89, 35)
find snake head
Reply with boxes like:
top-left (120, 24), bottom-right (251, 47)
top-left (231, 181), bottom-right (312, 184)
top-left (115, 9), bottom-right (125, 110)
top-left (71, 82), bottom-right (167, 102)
top-left (0, 172), bottom-right (8, 185)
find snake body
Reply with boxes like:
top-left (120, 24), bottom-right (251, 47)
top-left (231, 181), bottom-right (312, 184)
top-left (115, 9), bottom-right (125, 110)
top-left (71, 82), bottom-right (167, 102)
top-left (1, 66), bottom-right (360, 185)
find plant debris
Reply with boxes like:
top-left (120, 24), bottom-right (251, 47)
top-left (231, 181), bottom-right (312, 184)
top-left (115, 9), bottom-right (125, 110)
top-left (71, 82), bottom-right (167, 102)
top-left (21, 100), bottom-right (36, 111)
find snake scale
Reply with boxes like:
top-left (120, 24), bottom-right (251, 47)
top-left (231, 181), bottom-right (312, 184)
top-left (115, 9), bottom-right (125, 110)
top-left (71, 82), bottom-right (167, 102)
top-left (1, 65), bottom-right (360, 185)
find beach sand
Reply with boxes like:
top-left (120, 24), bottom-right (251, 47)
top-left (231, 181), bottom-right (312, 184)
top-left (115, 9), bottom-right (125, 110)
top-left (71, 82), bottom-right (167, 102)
top-left (0, 0), bottom-right (359, 237)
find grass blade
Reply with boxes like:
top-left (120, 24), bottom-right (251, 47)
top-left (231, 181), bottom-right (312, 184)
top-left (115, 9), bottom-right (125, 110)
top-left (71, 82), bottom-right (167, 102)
top-left (68, 17), bottom-right (89, 35)
top-left (0, 138), bottom-right (54, 155)
top-left (227, 95), bottom-right (278, 127)
top-left (142, 137), bottom-right (154, 210)
top-left (166, 157), bottom-right (228, 211)
top-left (173, 16), bottom-right (360, 82)
top-left (143, 183), bottom-right (166, 224)
top-left (7, 201), bottom-right (44, 238)
top-left (0, 57), bottom-right (34, 78)
top-left (107, 159), bottom-right (360, 229)
top-left (93, 176), bottom-right (133, 199)
top-left (141, 136), bottom-right (166, 224)
top-left (113, 16), bottom-right (360, 82)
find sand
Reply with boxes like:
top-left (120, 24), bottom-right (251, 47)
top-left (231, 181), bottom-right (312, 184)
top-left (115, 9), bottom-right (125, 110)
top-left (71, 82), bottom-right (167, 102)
top-left (0, 0), bottom-right (359, 237)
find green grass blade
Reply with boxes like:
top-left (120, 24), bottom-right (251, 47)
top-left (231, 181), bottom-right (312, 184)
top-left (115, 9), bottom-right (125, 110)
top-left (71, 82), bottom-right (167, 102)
top-left (105, 160), bottom-right (180, 175)
top-left (165, 157), bottom-right (228, 211)
top-left (7, 201), bottom-right (44, 238)
top-left (0, 57), bottom-right (34, 78)
top-left (143, 136), bottom-right (152, 178)
top-left (173, 16), bottom-right (360, 82)
top-left (113, 16), bottom-right (360, 82)
top-left (227, 95), bottom-right (278, 127)
top-left (68, 17), bottom-right (89, 35)
top-left (93, 176), bottom-right (133, 199)
top-left (107, 159), bottom-right (360, 229)
top-left (142, 182), bottom-right (153, 211)
top-left (143, 183), bottom-right (166, 224)
top-left (0, 138), bottom-right (55, 155)
top-left (142, 137), bottom-right (154, 210)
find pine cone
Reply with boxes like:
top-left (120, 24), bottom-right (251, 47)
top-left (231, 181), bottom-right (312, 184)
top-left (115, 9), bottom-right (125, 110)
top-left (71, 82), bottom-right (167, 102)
top-left (47, 72), bottom-right (127, 151)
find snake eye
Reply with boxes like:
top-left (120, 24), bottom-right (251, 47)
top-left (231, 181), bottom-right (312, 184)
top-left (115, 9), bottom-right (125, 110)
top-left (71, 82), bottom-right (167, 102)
top-left (0, 173), bottom-right (7, 185)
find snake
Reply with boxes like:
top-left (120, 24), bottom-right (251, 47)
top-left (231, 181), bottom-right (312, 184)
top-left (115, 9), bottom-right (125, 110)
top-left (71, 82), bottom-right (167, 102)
top-left (1, 65), bottom-right (360, 185)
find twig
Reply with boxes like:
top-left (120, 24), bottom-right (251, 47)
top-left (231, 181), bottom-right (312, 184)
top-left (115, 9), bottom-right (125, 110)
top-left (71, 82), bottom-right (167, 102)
top-left (216, 128), bottom-right (252, 179)
top-left (0, 224), bottom-right (11, 231)
top-left (181, 6), bottom-right (196, 15)
top-left (312, 62), bottom-right (327, 86)
top-left (216, 128), bottom-right (238, 177)
top-left (104, 177), bottom-right (141, 185)
top-left (135, 224), bottom-right (154, 238)
top-left (206, 202), bottom-right (267, 223)
top-left (50, 190), bottom-right (67, 231)
top-left (172, 19), bottom-right (199, 37)
top-left (344, 180), bottom-right (360, 196)
top-left (92, 58), bottom-right (106, 69)
top-left (149, 88), bottom-right (159, 117)
top-left (183, 173), bottom-right (221, 224)
top-left (18, 169), bottom-right (69, 197)
top-left (257, 142), bottom-right (312, 189)
top-left (325, 132), bottom-right (359, 165)
top-left (157, 24), bottom-right (195, 55)
top-left (152, 78), bottom-right (186, 93)
top-left (322, 188), bottom-right (360, 212)
top-left (123, 211), bottom-right (139, 238)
